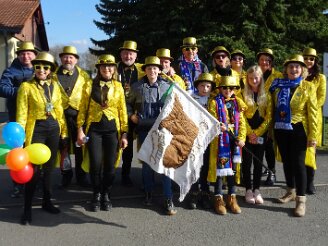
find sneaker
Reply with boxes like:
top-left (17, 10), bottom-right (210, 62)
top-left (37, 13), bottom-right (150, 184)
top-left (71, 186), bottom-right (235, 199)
top-left (254, 189), bottom-right (264, 204)
top-left (264, 172), bottom-right (276, 186)
top-left (245, 189), bottom-right (255, 204)
top-left (164, 198), bottom-right (177, 215)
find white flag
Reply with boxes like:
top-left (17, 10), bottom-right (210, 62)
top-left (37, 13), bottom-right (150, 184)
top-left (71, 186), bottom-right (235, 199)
top-left (138, 85), bottom-right (220, 201)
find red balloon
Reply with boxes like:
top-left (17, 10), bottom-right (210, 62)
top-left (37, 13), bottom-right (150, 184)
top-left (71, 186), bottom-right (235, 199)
top-left (10, 163), bottom-right (33, 184)
top-left (6, 148), bottom-right (29, 171)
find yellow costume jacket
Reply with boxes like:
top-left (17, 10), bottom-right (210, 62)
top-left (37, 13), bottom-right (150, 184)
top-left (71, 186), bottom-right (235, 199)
top-left (305, 73), bottom-right (326, 146)
top-left (55, 66), bottom-right (92, 111)
top-left (243, 91), bottom-right (273, 137)
top-left (16, 78), bottom-right (68, 146)
top-left (232, 69), bottom-right (247, 89)
top-left (77, 79), bottom-right (129, 172)
top-left (207, 95), bottom-right (247, 183)
top-left (264, 68), bottom-right (283, 92)
top-left (271, 80), bottom-right (318, 142)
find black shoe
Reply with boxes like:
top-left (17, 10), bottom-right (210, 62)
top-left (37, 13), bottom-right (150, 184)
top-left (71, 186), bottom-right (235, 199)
top-left (11, 185), bottom-right (23, 198)
top-left (20, 210), bottom-right (32, 225)
top-left (262, 170), bottom-right (269, 176)
top-left (164, 198), bottom-right (177, 215)
top-left (61, 170), bottom-right (73, 188)
top-left (306, 183), bottom-right (316, 195)
top-left (187, 192), bottom-right (198, 209)
top-left (101, 193), bottom-right (112, 211)
top-left (121, 176), bottom-right (134, 187)
top-left (143, 192), bottom-right (153, 206)
top-left (200, 191), bottom-right (212, 209)
top-left (91, 193), bottom-right (101, 212)
top-left (42, 201), bottom-right (61, 214)
top-left (264, 172), bottom-right (276, 186)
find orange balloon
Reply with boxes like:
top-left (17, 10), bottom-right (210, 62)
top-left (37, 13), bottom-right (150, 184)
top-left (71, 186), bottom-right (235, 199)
top-left (6, 148), bottom-right (29, 171)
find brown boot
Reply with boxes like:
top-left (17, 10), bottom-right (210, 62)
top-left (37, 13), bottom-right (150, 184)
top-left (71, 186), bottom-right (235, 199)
top-left (277, 188), bottom-right (296, 203)
top-left (294, 196), bottom-right (306, 217)
top-left (227, 194), bottom-right (241, 214)
top-left (213, 195), bottom-right (226, 215)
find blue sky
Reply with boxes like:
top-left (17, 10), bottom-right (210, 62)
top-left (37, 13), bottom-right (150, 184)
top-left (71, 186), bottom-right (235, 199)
top-left (41, 0), bottom-right (107, 52)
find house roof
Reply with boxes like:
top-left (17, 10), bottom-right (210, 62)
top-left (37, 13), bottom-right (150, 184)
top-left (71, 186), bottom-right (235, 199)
top-left (0, 0), bottom-right (39, 32)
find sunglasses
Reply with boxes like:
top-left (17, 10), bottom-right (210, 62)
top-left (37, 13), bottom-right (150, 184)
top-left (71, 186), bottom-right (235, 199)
top-left (183, 47), bottom-right (197, 51)
top-left (304, 57), bottom-right (315, 62)
top-left (232, 57), bottom-right (244, 61)
top-left (221, 86), bottom-right (239, 90)
top-left (34, 64), bottom-right (51, 71)
top-left (215, 54), bottom-right (227, 59)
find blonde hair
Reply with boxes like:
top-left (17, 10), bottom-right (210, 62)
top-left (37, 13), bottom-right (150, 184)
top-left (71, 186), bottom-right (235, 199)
top-left (243, 65), bottom-right (267, 117)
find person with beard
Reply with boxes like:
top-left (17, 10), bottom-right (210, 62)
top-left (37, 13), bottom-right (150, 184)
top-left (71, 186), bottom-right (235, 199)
top-left (0, 41), bottom-right (37, 198)
top-left (77, 54), bottom-right (128, 212)
top-left (56, 46), bottom-right (92, 188)
top-left (117, 40), bottom-right (145, 187)
top-left (256, 48), bottom-right (283, 186)
top-left (156, 48), bottom-right (186, 90)
top-left (177, 37), bottom-right (208, 95)
top-left (16, 52), bottom-right (68, 224)
top-left (302, 47), bottom-right (326, 195)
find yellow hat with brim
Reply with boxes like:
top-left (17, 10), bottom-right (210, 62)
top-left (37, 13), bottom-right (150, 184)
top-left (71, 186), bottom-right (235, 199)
top-left (95, 54), bottom-right (117, 67)
top-left (283, 54), bottom-right (306, 68)
top-left (210, 46), bottom-right (230, 58)
top-left (119, 40), bottom-right (139, 52)
top-left (256, 48), bottom-right (274, 61)
top-left (59, 46), bottom-right (79, 59)
top-left (16, 41), bottom-right (37, 55)
top-left (194, 73), bottom-right (216, 90)
top-left (156, 48), bottom-right (173, 61)
top-left (141, 56), bottom-right (163, 71)
top-left (180, 37), bottom-right (199, 48)
top-left (231, 49), bottom-right (245, 59)
top-left (31, 52), bottom-right (56, 72)
top-left (218, 76), bottom-right (240, 88)
top-left (303, 47), bottom-right (318, 59)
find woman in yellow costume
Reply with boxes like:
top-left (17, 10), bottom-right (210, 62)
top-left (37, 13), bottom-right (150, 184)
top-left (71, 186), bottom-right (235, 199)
top-left (230, 49), bottom-right (247, 90)
top-left (77, 54), bottom-right (128, 212)
top-left (16, 52), bottom-right (68, 225)
top-left (270, 54), bottom-right (317, 217)
top-left (303, 47), bottom-right (326, 195)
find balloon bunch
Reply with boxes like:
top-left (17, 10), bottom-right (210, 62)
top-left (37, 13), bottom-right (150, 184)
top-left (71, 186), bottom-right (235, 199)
top-left (0, 122), bottom-right (51, 184)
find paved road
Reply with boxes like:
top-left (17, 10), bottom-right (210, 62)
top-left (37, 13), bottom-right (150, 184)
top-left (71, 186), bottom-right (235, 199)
top-left (0, 146), bottom-right (327, 246)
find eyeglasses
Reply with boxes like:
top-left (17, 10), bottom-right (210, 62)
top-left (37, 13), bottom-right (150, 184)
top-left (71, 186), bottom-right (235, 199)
top-left (304, 57), bottom-right (315, 61)
top-left (215, 54), bottom-right (227, 59)
top-left (183, 47), bottom-right (197, 51)
top-left (232, 57), bottom-right (244, 61)
top-left (221, 86), bottom-right (239, 90)
top-left (34, 64), bottom-right (51, 71)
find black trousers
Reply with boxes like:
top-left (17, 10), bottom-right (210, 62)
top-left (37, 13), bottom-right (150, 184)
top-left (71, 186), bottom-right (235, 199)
top-left (264, 137), bottom-right (276, 172)
top-left (189, 146), bottom-right (210, 193)
top-left (274, 123), bottom-right (307, 196)
top-left (121, 119), bottom-right (135, 177)
top-left (242, 140), bottom-right (265, 190)
top-left (87, 117), bottom-right (118, 193)
top-left (64, 113), bottom-right (85, 181)
top-left (24, 118), bottom-right (60, 211)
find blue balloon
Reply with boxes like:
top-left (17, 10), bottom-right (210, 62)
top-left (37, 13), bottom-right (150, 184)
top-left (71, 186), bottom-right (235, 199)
top-left (2, 122), bottom-right (25, 148)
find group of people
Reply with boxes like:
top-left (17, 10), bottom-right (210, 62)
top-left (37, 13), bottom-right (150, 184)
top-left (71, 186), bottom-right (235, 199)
top-left (0, 36), bottom-right (325, 225)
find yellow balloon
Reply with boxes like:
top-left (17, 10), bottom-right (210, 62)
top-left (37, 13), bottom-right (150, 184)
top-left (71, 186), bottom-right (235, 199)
top-left (24, 143), bottom-right (51, 165)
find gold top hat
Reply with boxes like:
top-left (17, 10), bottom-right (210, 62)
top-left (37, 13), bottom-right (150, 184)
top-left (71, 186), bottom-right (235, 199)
top-left (119, 40), bottom-right (138, 52)
top-left (211, 46), bottom-right (230, 58)
top-left (141, 56), bottom-right (163, 71)
top-left (16, 41), bottom-right (37, 55)
top-left (303, 47), bottom-right (318, 59)
top-left (194, 73), bottom-right (216, 90)
top-left (231, 49), bottom-right (245, 59)
top-left (31, 52), bottom-right (56, 72)
top-left (59, 46), bottom-right (79, 59)
top-left (218, 76), bottom-right (240, 88)
top-left (96, 54), bottom-right (117, 67)
top-left (256, 48), bottom-right (274, 61)
top-left (156, 48), bottom-right (173, 60)
top-left (181, 37), bottom-right (199, 48)
top-left (283, 54), bottom-right (306, 67)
